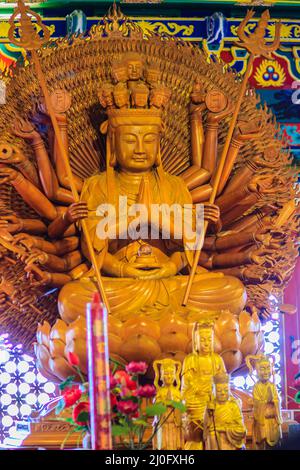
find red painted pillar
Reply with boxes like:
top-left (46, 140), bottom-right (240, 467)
top-left (283, 258), bottom-right (300, 419)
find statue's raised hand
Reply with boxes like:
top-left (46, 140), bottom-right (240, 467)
top-left (235, 120), bottom-right (262, 142)
top-left (0, 167), bottom-right (19, 185)
top-left (256, 230), bottom-right (286, 249)
top-left (65, 202), bottom-right (88, 224)
top-left (206, 99), bottom-right (234, 124)
top-left (243, 265), bottom-right (268, 284)
top-left (252, 154), bottom-right (281, 170)
top-left (13, 118), bottom-right (40, 142)
top-left (248, 175), bottom-right (282, 195)
top-left (203, 203), bottom-right (220, 225)
top-left (25, 265), bottom-right (51, 288)
top-left (0, 219), bottom-right (9, 232)
top-left (12, 233), bottom-right (38, 251)
top-left (269, 269), bottom-right (284, 286)
top-left (0, 225), bottom-right (14, 242)
top-left (0, 292), bottom-right (7, 306)
top-left (11, 290), bottom-right (35, 309)
top-left (0, 215), bottom-right (24, 234)
top-left (250, 247), bottom-right (275, 268)
top-left (20, 249), bottom-right (49, 267)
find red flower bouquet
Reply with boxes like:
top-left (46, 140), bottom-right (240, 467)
top-left (55, 355), bottom-right (185, 450)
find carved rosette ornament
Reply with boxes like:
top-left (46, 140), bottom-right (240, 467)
top-left (0, 4), bottom-right (297, 385)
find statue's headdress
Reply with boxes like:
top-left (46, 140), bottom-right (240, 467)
top-left (246, 353), bottom-right (274, 376)
top-left (98, 53), bottom-right (171, 202)
top-left (153, 358), bottom-right (181, 390)
top-left (213, 373), bottom-right (230, 385)
top-left (192, 320), bottom-right (214, 354)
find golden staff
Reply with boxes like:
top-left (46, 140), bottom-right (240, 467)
top-left (8, 0), bottom-right (110, 313)
top-left (183, 9), bottom-right (281, 306)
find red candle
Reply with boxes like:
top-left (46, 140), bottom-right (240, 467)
top-left (87, 291), bottom-right (112, 450)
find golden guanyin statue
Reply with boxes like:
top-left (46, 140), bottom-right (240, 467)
top-left (181, 322), bottom-right (226, 449)
top-left (203, 373), bottom-right (246, 450)
top-left (56, 53), bottom-right (247, 325)
top-left (246, 354), bottom-right (282, 450)
top-left (0, 5), bottom-right (297, 381)
top-left (152, 358), bottom-right (184, 450)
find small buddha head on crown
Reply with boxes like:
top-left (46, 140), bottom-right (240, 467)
top-left (124, 52), bottom-right (144, 81)
top-left (98, 54), bottom-right (170, 175)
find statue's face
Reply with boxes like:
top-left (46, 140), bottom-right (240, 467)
top-left (127, 59), bottom-right (143, 81)
top-left (257, 361), bottom-right (271, 382)
top-left (162, 368), bottom-right (174, 386)
top-left (102, 89), bottom-right (114, 108)
top-left (150, 92), bottom-right (165, 109)
top-left (115, 125), bottom-right (159, 173)
top-left (197, 328), bottom-right (213, 354)
top-left (114, 90), bottom-right (129, 109)
top-left (113, 66), bottom-right (128, 83)
top-left (216, 383), bottom-right (229, 404)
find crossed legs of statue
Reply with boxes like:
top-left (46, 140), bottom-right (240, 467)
top-left (58, 273), bottom-right (246, 324)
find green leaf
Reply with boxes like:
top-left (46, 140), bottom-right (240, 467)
top-left (59, 376), bottom-right (76, 391)
top-left (109, 357), bottom-right (125, 370)
top-left (117, 417), bottom-right (127, 426)
top-left (55, 398), bottom-right (65, 415)
top-left (64, 417), bottom-right (75, 424)
top-left (60, 429), bottom-right (76, 450)
top-left (168, 400), bottom-right (186, 412)
top-left (145, 403), bottom-right (167, 417)
top-left (128, 396), bottom-right (138, 403)
top-left (133, 419), bottom-right (148, 427)
top-left (76, 425), bottom-right (86, 431)
top-left (294, 391), bottom-right (300, 403)
top-left (76, 411), bottom-right (89, 423)
top-left (112, 424), bottom-right (130, 437)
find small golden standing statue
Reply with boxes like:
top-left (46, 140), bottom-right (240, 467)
top-left (203, 373), bottom-right (246, 450)
top-left (246, 354), bottom-right (282, 450)
top-left (152, 358), bottom-right (184, 450)
top-left (181, 322), bottom-right (226, 450)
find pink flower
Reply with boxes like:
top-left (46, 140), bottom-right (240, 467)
top-left (137, 385), bottom-right (156, 398)
top-left (117, 400), bottom-right (139, 416)
top-left (110, 373), bottom-right (117, 389)
top-left (67, 352), bottom-right (80, 367)
top-left (114, 370), bottom-right (137, 390)
top-left (110, 393), bottom-right (117, 408)
top-left (125, 361), bottom-right (148, 375)
top-left (62, 386), bottom-right (82, 408)
top-left (120, 387), bottom-right (138, 399)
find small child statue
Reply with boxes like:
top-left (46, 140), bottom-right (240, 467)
top-left (203, 373), bottom-right (246, 450)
